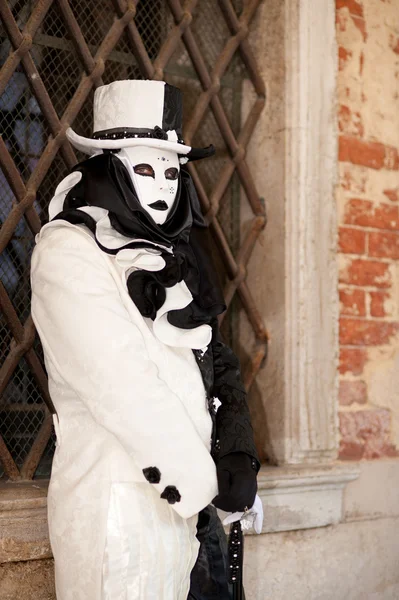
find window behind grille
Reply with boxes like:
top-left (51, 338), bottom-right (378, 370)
top-left (0, 0), bottom-right (266, 480)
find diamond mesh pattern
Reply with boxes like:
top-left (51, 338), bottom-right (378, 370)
top-left (0, 70), bottom-right (44, 182)
top-left (39, 2), bottom-right (68, 39)
top-left (0, 357), bottom-right (45, 468)
top-left (135, 0), bottom-right (168, 59)
top-left (70, 0), bottom-right (115, 50)
top-left (36, 152), bottom-right (69, 218)
top-left (192, 2), bottom-right (231, 70)
top-left (0, 0), bottom-right (267, 481)
top-left (34, 45), bottom-right (81, 118)
top-left (11, 1), bottom-right (35, 30)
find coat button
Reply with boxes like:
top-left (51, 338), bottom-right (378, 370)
top-left (142, 466), bottom-right (161, 484)
top-left (160, 485), bottom-right (181, 504)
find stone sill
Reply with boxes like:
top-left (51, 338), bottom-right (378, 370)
top-left (0, 479), bottom-right (48, 510)
top-left (251, 462), bottom-right (361, 535)
top-left (0, 480), bottom-right (51, 563)
top-left (0, 463), bottom-right (361, 562)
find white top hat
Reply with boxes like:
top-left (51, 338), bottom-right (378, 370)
top-left (66, 79), bottom-right (214, 162)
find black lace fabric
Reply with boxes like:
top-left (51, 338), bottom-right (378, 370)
top-left (193, 320), bottom-right (260, 471)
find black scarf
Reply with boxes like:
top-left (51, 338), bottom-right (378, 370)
top-left (53, 153), bottom-right (226, 330)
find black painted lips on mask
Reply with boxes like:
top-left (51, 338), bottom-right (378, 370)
top-left (148, 200), bottom-right (168, 211)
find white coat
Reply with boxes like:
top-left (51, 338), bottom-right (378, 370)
top-left (30, 196), bottom-right (219, 599)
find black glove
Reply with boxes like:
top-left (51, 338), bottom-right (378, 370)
top-left (212, 452), bottom-right (258, 513)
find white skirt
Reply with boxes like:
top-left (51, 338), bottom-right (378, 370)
top-left (101, 482), bottom-right (200, 600)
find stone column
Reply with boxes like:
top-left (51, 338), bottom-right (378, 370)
top-left (243, 0), bottom-right (339, 466)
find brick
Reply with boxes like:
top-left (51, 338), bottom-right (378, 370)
top-left (339, 409), bottom-right (398, 460)
top-left (370, 291), bottom-right (391, 318)
top-left (338, 46), bottom-right (353, 70)
top-left (383, 188), bottom-right (399, 202)
top-left (339, 380), bottom-right (367, 405)
top-left (339, 227), bottom-right (366, 254)
top-left (339, 288), bottom-right (366, 316)
top-left (339, 439), bottom-right (365, 460)
top-left (368, 231), bottom-right (399, 259)
top-left (339, 136), bottom-right (399, 171)
top-left (339, 137), bottom-right (384, 169)
top-left (336, 3), bottom-right (367, 41)
top-left (370, 203), bottom-right (398, 229)
top-left (340, 318), bottom-right (399, 345)
top-left (339, 258), bottom-right (391, 287)
top-left (336, 0), bottom-right (364, 18)
top-left (344, 198), bottom-right (373, 225)
top-left (339, 347), bottom-right (368, 375)
top-left (344, 198), bottom-right (399, 230)
top-left (338, 105), bottom-right (364, 137)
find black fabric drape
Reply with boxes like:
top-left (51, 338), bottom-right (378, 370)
top-left (60, 153), bottom-right (226, 328)
top-left (193, 320), bottom-right (260, 471)
top-left (188, 504), bottom-right (236, 600)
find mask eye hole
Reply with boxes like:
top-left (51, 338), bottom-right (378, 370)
top-left (165, 167), bottom-right (178, 180)
top-left (134, 163), bottom-right (155, 178)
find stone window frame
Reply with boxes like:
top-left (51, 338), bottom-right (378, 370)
top-left (244, 0), bottom-right (360, 534)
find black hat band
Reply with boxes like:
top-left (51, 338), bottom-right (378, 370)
top-left (92, 126), bottom-right (185, 144)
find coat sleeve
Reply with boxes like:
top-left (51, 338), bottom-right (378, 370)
top-left (211, 320), bottom-right (261, 471)
top-left (30, 225), bottom-right (218, 519)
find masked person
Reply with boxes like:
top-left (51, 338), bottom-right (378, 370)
top-left (30, 80), bottom-right (262, 600)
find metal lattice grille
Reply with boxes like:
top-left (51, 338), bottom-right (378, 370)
top-left (0, 0), bottom-right (267, 481)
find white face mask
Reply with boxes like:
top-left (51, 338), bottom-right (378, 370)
top-left (118, 146), bottom-right (180, 225)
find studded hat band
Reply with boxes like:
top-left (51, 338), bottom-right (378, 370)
top-left (92, 125), bottom-right (185, 145)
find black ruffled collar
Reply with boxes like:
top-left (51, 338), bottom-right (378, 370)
top-left (53, 153), bottom-right (225, 334)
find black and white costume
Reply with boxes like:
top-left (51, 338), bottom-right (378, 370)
top-left (30, 80), bottom-right (260, 600)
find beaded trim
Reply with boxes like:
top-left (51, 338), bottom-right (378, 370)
top-left (228, 520), bottom-right (244, 597)
top-left (92, 126), bottom-right (185, 145)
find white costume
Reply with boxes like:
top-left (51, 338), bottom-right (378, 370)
top-left (31, 79), bottom-right (261, 600)
top-left (31, 80), bottom-right (219, 599)
top-left (31, 219), bottom-right (218, 599)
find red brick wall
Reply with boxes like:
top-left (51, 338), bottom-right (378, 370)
top-left (336, 0), bottom-right (399, 459)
